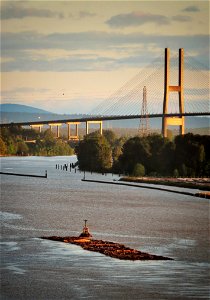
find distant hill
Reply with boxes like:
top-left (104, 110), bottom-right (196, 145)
top-left (0, 103), bottom-right (89, 124)
top-left (0, 103), bottom-right (52, 114)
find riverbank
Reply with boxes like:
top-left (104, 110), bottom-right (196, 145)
top-left (120, 176), bottom-right (210, 191)
top-left (82, 178), bottom-right (197, 197)
top-left (41, 236), bottom-right (173, 261)
top-left (82, 178), bottom-right (210, 198)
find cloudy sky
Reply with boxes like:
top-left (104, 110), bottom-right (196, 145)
top-left (1, 0), bottom-right (209, 114)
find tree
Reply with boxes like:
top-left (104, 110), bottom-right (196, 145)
top-left (174, 134), bottom-right (208, 177)
top-left (147, 134), bottom-right (172, 175)
top-left (112, 137), bottom-right (126, 162)
top-left (173, 169), bottom-right (179, 178)
top-left (181, 163), bottom-right (187, 177)
top-left (76, 133), bottom-right (112, 172)
top-left (119, 136), bottom-right (151, 175)
top-left (0, 126), bottom-right (75, 157)
top-left (40, 129), bottom-right (56, 155)
top-left (0, 137), bottom-right (7, 155)
top-left (133, 163), bottom-right (145, 177)
top-left (103, 130), bottom-right (117, 147)
top-left (162, 141), bottom-right (175, 175)
top-left (16, 141), bottom-right (29, 155)
top-left (53, 140), bottom-right (74, 156)
top-left (6, 137), bottom-right (17, 155)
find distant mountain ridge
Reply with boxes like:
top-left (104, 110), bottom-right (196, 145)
top-left (0, 103), bottom-right (89, 124)
top-left (0, 103), bottom-right (53, 114)
top-left (0, 103), bottom-right (209, 131)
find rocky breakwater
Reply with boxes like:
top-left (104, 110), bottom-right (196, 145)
top-left (41, 221), bottom-right (172, 261)
top-left (41, 235), bottom-right (173, 261)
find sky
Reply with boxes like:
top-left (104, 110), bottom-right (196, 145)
top-left (1, 0), bottom-right (209, 114)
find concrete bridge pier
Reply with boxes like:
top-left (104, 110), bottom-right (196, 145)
top-left (86, 120), bottom-right (103, 135)
top-left (66, 122), bottom-right (80, 140)
top-left (48, 123), bottom-right (62, 138)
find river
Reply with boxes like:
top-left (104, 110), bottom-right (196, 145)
top-left (0, 156), bottom-right (209, 299)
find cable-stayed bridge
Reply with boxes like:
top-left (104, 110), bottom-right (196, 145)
top-left (1, 48), bottom-right (209, 139)
top-left (91, 51), bottom-right (208, 116)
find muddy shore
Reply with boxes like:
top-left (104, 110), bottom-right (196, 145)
top-left (41, 236), bottom-right (173, 261)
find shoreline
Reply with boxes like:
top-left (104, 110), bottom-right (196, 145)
top-left (120, 176), bottom-right (210, 191)
top-left (0, 171), bottom-right (47, 178)
top-left (82, 178), bottom-right (210, 198)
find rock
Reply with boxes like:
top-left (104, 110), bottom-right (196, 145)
top-left (41, 236), bottom-right (173, 261)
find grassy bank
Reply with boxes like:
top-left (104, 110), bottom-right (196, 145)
top-left (120, 177), bottom-right (210, 191)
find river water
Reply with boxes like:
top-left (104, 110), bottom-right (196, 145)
top-left (0, 156), bottom-right (209, 299)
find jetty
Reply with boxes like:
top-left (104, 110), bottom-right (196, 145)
top-left (41, 221), bottom-right (173, 261)
top-left (0, 171), bottom-right (47, 178)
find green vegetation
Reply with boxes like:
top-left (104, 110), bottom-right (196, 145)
top-left (133, 163), bottom-right (145, 177)
top-left (75, 130), bottom-right (128, 173)
top-left (0, 126), bottom-right (74, 156)
top-left (76, 131), bottom-right (210, 177)
top-left (75, 131), bottom-right (112, 172)
top-left (1, 126), bottom-right (209, 178)
top-left (117, 133), bottom-right (210, 177)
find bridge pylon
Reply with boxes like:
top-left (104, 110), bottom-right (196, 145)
top-left (162, 48), bottom-right (185, 137)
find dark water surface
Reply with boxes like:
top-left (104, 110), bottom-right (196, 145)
top-left (0, 156), bottom-right (209, 299)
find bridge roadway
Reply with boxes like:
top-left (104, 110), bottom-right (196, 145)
top-left (0, 112), bottom-right (209, 128)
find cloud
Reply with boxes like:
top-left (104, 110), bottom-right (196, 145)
top-left (1, 2), bottom-right (62, 19)
top-left (106, 11), bottom-right (169, 28)
top-left (172, 15), bottom-right (192, 22)
top-left (67, 11), bottom-right (96, 19)
top-left (2, 31), bottom-right (208, 52)
top-left (182, 6), bottom-right (200, 12)
top-left (1, 31), bottom-right (209, 72)
top-left (2, 87), bottom-right (50, 94)
top-left (78, 11), bottom-right (97, 19)
top-left (1, 54), bottom-right (117, 72)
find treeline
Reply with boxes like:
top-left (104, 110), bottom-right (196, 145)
top-left (1, 126), bottom-right (209, 177)
top-left (0, 126), bottom-right (74, 156)
top-left (76, 130), bottom-right (210, 177)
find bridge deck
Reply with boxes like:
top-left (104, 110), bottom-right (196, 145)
top-left (0, 112), bottom-right (209, 127)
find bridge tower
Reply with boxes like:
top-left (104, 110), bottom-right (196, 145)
top-left (139, 86), bottom-right (149, 136)
top-left (162, 48), bottom-right (185, 137)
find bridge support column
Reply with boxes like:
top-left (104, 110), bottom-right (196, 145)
top-left (66, 122), bottom-right (80, 140)
top-left (56, 125), bottom-right (60, 138)
top-left (86, 121), bottom-right (103, 135)
top-left (48, 123), bottom-right (62, 138)
top-left (67, 124), bottom-right (70, 139)
top-left (162, 48), bottom-right (185, 137)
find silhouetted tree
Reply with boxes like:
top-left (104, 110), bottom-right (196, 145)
top-left (76, 132), bottom-right (112, 172)
top-left (118, 136), bottom-right (151, 175)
